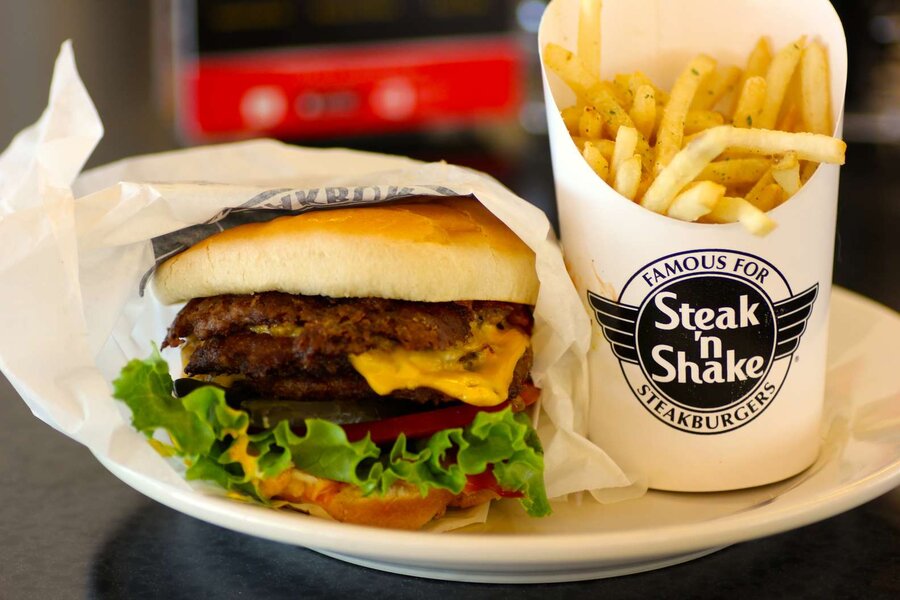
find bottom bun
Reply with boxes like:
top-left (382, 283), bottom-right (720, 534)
top-left (258, 467), bottom-right (498, 530)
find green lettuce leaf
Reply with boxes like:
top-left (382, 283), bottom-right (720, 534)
top-left (112, 349), bottom-right (551, 518)
top-left (112, 349), bottom-right (219, 455)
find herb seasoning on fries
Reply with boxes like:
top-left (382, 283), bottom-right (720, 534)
top-left (543, 3), bottom-right (846, 236)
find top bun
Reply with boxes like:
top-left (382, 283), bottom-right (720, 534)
top-left (154, 197), bottom-right (539, 305)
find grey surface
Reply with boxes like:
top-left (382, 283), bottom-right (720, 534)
top-left (0, 376), bottom-right (147, 597)
top-left (0, 0), bottom-right (177, 168)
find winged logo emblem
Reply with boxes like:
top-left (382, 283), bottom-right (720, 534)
top-left (588, 283), bottom-right (818, 365)
top-left (585, 248), bottom-right (821, 434)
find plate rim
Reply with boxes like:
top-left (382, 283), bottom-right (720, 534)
top-left (93, 287), bottom-right (900, 568)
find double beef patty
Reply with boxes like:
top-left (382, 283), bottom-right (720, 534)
top-left (164, 292), bottom-right (533, 405)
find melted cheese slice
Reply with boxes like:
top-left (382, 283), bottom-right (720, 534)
top-left (349, 323), bottom-right (529, 407)
top-left (183, 322), bottom-right (529, 408)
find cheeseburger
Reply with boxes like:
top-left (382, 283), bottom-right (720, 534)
top-left (113, 197), bottom-right (550, 529)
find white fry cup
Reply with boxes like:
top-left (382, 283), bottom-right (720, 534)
top-left (539, 0), bottom-right (847, 490)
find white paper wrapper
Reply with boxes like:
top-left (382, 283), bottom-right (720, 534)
top-left (0, 43), bottom-right (639, 530)
top-left (539, 0), bottom-right (848, 490)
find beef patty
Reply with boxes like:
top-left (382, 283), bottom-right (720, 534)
top-left (165, 292), bottom-right (533, 404)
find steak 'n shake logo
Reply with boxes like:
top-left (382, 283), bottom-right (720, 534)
top-left (589, 249), bottom-right (817, 434)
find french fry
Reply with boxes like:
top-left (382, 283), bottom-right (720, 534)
top-left (773, 152), bottom-right (799, 170)
top-left (745, 169), bottom-right (775, 208)
top-left (758, 37), bottom-right (805, 129)
top-left (756, 183), bottom-right (785, 211)
top-left (635, 175), bottom-right (653, 201)
top-left (707, 196), bottom-right (777, 236)
top-left (746, 38), bottom-right (774, 78)
top-left (593, 87), bottom-right (638, 138)
top-left (626, 71), bottom-right (669, 105)
top-left (684, 110), bottom-right (726, 135)
top-left (544, 43), bottom-right (598, 97)
top-left (724, 129), bottom-right (845, 162)
top-left (732, 37), bottom-right (772, 114)
top-left (641, 125), bottom-right (845, 213)
top-left (592, 138), bottom-right (616, 161)
top-left (780, 59), bottom-right (805, 130)
top-left (733, 76), bottom-right (767, 128)
top-left (579, 106), bottom-right (605, 138)
top-left (583, 141), bottom-right (610, 181)
top-left (800, 41), bottom-right (833, 135)
top-left (600, 80), bottom-right (631, 111)
top-left (635, 138), bottom-right (655, 173)
top-left (800, 160), bottom-right (819, 182)
top-left (715, 148), bottom-right (766, 161)
top-left (614, 71), bottom-right (662, 111)
top-left (610, 126), bottom-right (639, 184)
top-left (578, 0), bottom-right (603, 80)
top-left (610, 80), bottom-right (633, 109)
top-left (629, 84), bottom-right (657, 139)
top-left (667, 181), bottom-right (725, 221)
top-left (614, 73), bottom-right (632, 96)
top-left (561, 105), bottom-right (584, 134)
top-left (696, 158), bottom-right (770, 186)
top-left (681, 130), bottom-right (704, 146)
top-left (692, 66), bottom-right (741, 111)
top-left (614, 155), bottom-right (642, 200)
top-left (634, 175), bottom-right (653, 204)
top-left (772, 152), bottom-right (801, 195)
top-left (777, 102), bottom-right (802, 132)
top-left (655, 54), bottom-right (717, 174)
top-left (544, 44), bottom-right (639, 139)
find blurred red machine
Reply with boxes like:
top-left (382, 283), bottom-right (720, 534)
top-left (159, 0), bottom-right (526, 142)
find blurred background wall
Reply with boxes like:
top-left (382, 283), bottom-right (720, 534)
top-left (5, 1), bottom-right (898, 163)
top-left (1, 0), bottom-right (897, 306)
top-left (0, 1), bottom-right (177, 165)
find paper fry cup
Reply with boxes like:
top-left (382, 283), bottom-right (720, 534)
top-left (539, 0), bottom-right (847, 491)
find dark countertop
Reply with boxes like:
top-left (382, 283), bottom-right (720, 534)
top-left (0, 136), bottom-right (898, 599)
top-left (0, 364), bottom-right (898, 600)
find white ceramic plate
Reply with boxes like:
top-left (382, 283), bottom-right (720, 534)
top-left (95, 287), bottom-right (900, 583)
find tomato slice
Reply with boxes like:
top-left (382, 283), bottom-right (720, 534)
top-left (340, 383), bottom-right (541, 445)
top-left (465, 466), bottom-right (523, 499)
top-left (341, 401), bottom-right (509, 445)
